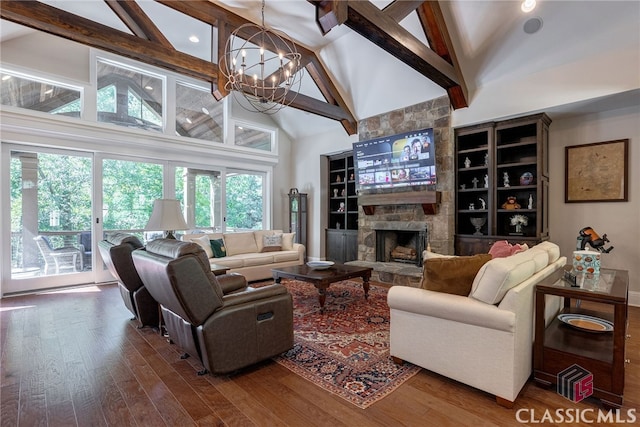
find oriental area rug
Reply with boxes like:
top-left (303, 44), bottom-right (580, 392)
top-left (272, 279), bottom-right (421, 409)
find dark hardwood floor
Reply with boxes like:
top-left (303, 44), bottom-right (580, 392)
top-left (1, 282), bottom-right (638, 426)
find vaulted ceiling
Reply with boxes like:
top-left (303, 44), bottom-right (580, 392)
top-left (1, 1), bottom-right (639, 139)
top-left (1, 0), bottom-right (469, 136)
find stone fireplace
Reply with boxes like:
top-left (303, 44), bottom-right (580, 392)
top-left (375, 226), bottom-right (427, 267)
top-left (345, 95), bottom-right (455, 286)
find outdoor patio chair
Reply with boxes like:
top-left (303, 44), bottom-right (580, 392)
top-left (34, 235), bottom-right (83, 274)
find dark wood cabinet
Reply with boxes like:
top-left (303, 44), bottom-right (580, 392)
top-left (326, 152), bottom-right (358, 262)
top-left (534, 268), bottom-right (629, 409)
top-left (454, 113), bottom-right (551, 255)
top-left (326, 229), bottom-right (358, 263)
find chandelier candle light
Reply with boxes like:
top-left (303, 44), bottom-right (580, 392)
top-left (221, 0), bottom-right (304, 114)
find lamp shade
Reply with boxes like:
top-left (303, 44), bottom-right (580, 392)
top-left (146, 199), bottom-right (188, 232)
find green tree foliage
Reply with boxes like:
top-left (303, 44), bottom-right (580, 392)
top-left (102, 159), bottom-right (163, 230)
top-left (226, 173), bottom-right (263, 230)
top-left (35, 153), bottom-right (92, 232)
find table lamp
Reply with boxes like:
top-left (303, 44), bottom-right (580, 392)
top-left (146, 199), bottom-right (188, 239)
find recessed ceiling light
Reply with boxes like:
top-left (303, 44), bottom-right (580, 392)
top-left (185, 117), bottom-right (192, 124)
top-left (144, 85), bottom-right (153, 90)
top-left (201, 107), bottom-right (210, 115)
top-left (521, 0), bottom-right (536, 13)
top-left (189, 35), bottom-right (200, 43)
top-left (44, 88), bottom-right (53, 94)
top-left (523, 17), bottom-right (543, 34)
top-left (1, 75), bottom-right (11, 81)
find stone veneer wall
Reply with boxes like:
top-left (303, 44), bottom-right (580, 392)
top-left (357, 95), bottom-right (455, 257)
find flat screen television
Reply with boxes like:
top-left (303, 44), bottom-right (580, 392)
top-left (353, 127), bottom-right (436, 194)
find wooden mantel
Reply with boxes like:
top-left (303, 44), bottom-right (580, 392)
top-left (358, 191), bottom-right (441, 215)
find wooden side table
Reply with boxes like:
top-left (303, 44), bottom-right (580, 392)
top-left (534, 267), bottom-right (629, 408)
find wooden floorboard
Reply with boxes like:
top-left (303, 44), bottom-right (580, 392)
top-left (1, 282), bottom-right (638, 426)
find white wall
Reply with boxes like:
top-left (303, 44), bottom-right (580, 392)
top-left (548, 105), bottom-right (640, 301)
top-left (291, 127), bottom-right (358, 260)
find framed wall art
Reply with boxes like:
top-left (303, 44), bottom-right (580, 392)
top-left (565, 139), bottom-right (628, 202)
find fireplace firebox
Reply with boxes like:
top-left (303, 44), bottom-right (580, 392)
top-left (375, 226), bottom-right (427, 267)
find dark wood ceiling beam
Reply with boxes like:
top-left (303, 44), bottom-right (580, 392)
top-left (382, 0), bottom-right (425, 22)
top-left (283, 91), bottom-right (353, 122)
top-left (215, 21), bottom-right (229, 100)
top-left (311, 0), bottom-right (468, 109)
top-left (0, 0), bottom-right (218, 84)
top-left (104, 0), bottom-right (173, 48)
top-left (305, 61), bottom-right (357, 134)
top-left (417, 1), bottom-right (468, 108)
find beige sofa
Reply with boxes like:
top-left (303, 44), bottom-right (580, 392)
top-left (387, 241), bottom-right (566, 407)
top-left (181, 230), bottom-right (305, 282)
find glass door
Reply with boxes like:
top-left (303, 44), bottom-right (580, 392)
top-left (176, 167), bottom-right (223, 233)
top-left (225, 170), bottom-right (265, 231)
top-left (6, 147), bottom-right (94, 293)
top-left (101, 157), bottom-right (164, 241)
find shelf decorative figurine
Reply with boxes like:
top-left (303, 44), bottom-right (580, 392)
top-left (478, 197), bottom-right (486, 210)
top-left (333, 188), bottom-right (338, 197)
top-left (464, 157), bottom-right (471, 168)
top-left (502, 196), bottom-right (521, 209)
top-left (520, 172), bottom-right (534, 185)
top-left (510, 214), bottom-right (528, 234)
top-left (503, 172), bottom-right (510, 187)
top-left (470, 217), bottom-right (486, 236)
top-left (528, 194), bottom-right (534, 209)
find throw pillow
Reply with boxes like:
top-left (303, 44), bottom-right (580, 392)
top-left (421, 254), bottom-right (493, 296)
top-left (488, 240), bottom-right (527, 258)
top-left (186, 235), bottom-right (214, 258)
top-left (281, 232), bottom-right (296, 251)
top-left (209, 238), bottom-right (227, 258)
top-left (223, 232), bottom-right (258, 256)
top-left (262, 234), bottom-right (282, 252)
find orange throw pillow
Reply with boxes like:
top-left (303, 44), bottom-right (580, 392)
top-left (421, 254), bottom-right (493, 296)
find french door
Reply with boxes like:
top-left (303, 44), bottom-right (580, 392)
top-left (2, 144), bottom-right (268, 295)
top-left (5, 146), bottom-right (95, 293)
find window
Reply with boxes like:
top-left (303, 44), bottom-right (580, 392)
top-left (175, 82), bottom-right (223, 141)
top-left (234, 123), bottom-right (274, 152)
top-left (1, 71), bottom-right (81, 117)
top-left (96, 60), bottom-right (163, 131)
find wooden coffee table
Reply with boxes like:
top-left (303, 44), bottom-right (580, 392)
top-left (272, 263), bottom-right (373, 312)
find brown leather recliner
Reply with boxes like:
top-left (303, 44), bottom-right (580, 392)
top-left (131, 238), bottom-right (294, 375)
top-left (98, 232), bottom-right (159, 328)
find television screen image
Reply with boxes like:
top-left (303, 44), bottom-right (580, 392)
top-left (353, 128), bottom-right (435, 192)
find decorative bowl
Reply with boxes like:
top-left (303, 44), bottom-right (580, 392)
top-left (306, 261), bottom-right (335, 270)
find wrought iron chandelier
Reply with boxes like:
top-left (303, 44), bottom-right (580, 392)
top-left (221, 0), bottom-right (304, 114)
